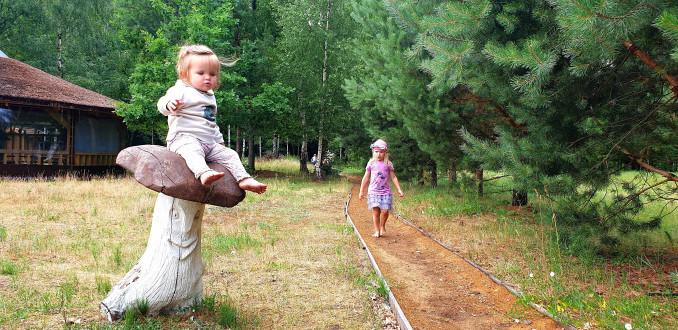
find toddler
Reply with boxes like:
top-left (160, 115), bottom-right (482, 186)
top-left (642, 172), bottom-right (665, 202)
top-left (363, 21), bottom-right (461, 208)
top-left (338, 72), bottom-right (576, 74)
top-left (158, 44), bottom-right (266, 193)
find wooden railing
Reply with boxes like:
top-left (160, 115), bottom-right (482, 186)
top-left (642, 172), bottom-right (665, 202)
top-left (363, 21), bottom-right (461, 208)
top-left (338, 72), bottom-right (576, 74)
top-left (0, 150), bottom-right (117, 166)
top-left (0, 149), bottom-right (68, 165)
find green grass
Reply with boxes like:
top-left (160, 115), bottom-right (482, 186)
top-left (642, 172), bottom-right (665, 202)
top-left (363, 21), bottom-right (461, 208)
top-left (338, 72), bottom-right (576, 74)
top-left (211, 233), bottom-right (262, 253)
top-left (95, 276), bottom-right (112, 296)
top-left (0, 260), bottom-right (19, 275)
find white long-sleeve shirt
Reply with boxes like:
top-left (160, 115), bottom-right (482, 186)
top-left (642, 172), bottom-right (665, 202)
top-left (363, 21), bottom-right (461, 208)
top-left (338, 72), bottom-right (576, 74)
top-left (157, 80), bottom-right (224, 144)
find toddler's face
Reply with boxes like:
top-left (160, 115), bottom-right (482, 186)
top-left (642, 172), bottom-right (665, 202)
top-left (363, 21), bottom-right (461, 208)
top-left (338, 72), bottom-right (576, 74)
top-left (374, 149), bottom-right (386, 160)
top-left (187, 55), bottom-right (218, 92)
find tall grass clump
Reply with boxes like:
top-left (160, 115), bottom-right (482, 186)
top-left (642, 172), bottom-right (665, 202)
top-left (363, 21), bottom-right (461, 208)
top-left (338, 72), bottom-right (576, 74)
top-left (0, 260), bottom-right (18, 275)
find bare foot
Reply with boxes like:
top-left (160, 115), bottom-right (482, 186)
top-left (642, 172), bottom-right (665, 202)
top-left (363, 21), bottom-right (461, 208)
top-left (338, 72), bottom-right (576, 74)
top-left (239, 177), bottom-right (267, 194)
top-left (380, 227), bottom-right (386, 236)
top-left (200, 171), bottom-right (225, 185)
top-left (372, 232), bottom-right (380, 238)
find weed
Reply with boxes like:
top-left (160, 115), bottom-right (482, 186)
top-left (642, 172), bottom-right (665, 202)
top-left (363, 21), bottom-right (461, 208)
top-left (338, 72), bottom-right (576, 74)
top-left (194, 295), bottom-right (217, 313)
top-left (112, 244), bottom-right (123, 269)
top-left (0, 260), bottom-right (18, 275)
top-left (0, 226), bottom-right (6, 241)
top-left (96, 276), bottom-right (112, 295)
top-left (59, 274), bottom-right (78, 303)
top-left (212, 233), bottom-right (261, 252)
top-left (269, 261), bottom-right (292, 270)
top-left (90, 241), bottom-right (102, 268)
top-left (217, 301), bottom-right (240, 329)
top-left (376, 277), bottom-right (389, 299)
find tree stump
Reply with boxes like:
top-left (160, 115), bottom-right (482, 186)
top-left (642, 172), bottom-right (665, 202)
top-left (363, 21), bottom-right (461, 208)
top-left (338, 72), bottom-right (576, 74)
top-left (101, 145), bottom-right (246, 321)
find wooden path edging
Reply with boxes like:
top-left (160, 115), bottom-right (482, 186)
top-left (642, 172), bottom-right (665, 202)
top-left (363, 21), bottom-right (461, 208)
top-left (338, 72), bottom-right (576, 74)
top-left (344, 191), bottom-right (413, 330)
top-left (392, 210), bottom-right (575, 330)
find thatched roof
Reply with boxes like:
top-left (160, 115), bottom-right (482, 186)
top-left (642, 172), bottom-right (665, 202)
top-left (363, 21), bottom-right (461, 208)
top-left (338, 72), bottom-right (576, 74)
top-left (0, 57), bottom-right (116, 110)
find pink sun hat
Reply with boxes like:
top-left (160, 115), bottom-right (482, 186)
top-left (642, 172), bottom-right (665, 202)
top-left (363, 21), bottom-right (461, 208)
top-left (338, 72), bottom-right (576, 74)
top-left (370, 139), bottom-right (388, 151)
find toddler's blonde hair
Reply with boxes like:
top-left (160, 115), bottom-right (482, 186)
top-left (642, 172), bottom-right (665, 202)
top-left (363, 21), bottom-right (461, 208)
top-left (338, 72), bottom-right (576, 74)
top-left (176, 44), bottom-right (224, 89)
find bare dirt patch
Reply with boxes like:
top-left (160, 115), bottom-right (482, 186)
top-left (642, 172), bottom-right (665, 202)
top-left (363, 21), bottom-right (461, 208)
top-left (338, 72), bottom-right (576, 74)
top-left (346, 177), bottom-right (564, 329)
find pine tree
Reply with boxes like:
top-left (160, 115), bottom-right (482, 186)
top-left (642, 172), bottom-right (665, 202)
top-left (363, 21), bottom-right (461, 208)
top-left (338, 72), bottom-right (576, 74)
top-left (388, 0), bottom-right (678, 244)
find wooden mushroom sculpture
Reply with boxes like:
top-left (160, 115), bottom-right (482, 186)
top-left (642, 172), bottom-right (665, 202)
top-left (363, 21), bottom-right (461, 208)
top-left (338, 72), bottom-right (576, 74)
top-left (100, 145), bottom-right (245, 321)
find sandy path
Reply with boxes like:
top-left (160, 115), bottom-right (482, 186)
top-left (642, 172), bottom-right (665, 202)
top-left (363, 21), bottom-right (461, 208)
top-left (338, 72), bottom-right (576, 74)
top-left (346, 178), bottom-right (565, 330)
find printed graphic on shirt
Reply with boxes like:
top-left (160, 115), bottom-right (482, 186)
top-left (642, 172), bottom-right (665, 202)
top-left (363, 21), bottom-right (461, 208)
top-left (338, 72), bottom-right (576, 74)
top-left (373, 170), bottom-right (388, 191)
top-left (203, 105), bottom-right (216, 122)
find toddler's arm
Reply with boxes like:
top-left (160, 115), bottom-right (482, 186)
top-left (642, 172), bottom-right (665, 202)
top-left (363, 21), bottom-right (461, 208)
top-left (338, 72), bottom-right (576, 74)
top-left (158, 86), bottom-right (184, 116)
top-left (390, 171), bottom-right (404, 197)
top-left (359, 170), bottom-right (370, 200)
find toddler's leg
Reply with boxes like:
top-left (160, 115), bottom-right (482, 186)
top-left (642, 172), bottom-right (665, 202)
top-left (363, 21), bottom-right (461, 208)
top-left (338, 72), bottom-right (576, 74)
top-left (371, 207), bottom-right (381, 238)
top-left (207, 144), bottom-right (267, 194)
top-left (379, 210), bottom-right (389, 236)
top-left (168, 136), bottom-right (221, 184)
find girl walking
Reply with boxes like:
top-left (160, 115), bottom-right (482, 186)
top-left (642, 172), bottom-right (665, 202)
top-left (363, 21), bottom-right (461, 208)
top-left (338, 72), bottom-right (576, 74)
top-left (359, 139), bottom-right (404, 237)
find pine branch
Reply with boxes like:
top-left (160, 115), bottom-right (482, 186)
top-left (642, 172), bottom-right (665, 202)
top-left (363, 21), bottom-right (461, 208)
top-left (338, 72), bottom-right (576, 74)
top-left (623, 40), bottom-right (678, 99)
top-left (619, 147), bottom-right (678, 182)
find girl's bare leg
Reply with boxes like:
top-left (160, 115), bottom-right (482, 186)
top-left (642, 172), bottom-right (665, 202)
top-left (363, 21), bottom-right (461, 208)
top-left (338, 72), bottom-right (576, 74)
top-left (372, 208), bottom-right (381, 237)
top-left (379, 210), bottom-right (389, 236)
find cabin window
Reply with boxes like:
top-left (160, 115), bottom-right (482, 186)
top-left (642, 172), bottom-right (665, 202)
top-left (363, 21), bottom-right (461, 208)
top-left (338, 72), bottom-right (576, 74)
top-left (0, 106), bottom-right (68, 165)
top-left (74, 114), bottom-right (122, 153)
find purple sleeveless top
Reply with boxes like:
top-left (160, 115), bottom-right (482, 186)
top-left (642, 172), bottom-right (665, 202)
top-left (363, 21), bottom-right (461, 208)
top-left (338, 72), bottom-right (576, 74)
top-left (366, 160), bottom-right (394, 195)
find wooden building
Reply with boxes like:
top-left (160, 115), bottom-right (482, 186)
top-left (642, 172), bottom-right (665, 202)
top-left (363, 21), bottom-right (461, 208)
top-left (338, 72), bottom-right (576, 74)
top-left (0, 56), bottom-right (126, 175)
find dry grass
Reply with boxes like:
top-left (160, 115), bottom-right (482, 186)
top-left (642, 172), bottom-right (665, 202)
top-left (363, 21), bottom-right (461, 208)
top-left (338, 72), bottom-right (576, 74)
top-left (396, 182), bottom-right (678, 329)
top-left (0, 164), bottom-right (379, 328)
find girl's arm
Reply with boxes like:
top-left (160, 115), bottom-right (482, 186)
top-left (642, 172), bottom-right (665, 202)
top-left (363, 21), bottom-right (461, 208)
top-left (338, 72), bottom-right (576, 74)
top-left (390, 171), bottom-right (404, 197)
top-left (359, 170), bottom-right (370, 200)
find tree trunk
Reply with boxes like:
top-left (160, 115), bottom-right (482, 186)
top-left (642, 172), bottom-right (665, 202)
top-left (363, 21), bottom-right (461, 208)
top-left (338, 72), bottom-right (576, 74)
top-left (286, 138), bottom-right (289, 156)
top-left (57, 31), bottom-right (64, 78)
top-left (448, 164), bottom-right (457, 184)
top-left (314, 0), bottom-right (333, 180)
top-left (431, 162), bottom-right (438, 188)
top-left (475, 167), bottom-right (483, 197)
top-left (315, 133), bottom-right (323, 179)
top-left (512, 190), bottom-right (528, 206)
top-left (101, 194), bottom-right (205, 321)
top-left (235, 128), bottom-right (241, 158)
top-left (248, 135), bottom-right (255, 172)
top-left (299, 110), bottom-right (309, 173)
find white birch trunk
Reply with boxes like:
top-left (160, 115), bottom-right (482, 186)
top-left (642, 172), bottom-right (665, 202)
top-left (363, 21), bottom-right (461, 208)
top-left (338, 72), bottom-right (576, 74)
top-left (315, 0), bottom-right (333, 180)
top-left (100, 193), bottom-right (205, 321)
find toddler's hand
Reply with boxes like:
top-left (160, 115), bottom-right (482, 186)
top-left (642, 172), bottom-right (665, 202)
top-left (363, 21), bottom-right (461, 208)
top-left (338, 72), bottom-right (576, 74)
top-left (398, 190), bottom-right (404, 198)
top-left (167, 99), bottom-right (184, 115)
top-left (359, 192), bottom-right (365, 200)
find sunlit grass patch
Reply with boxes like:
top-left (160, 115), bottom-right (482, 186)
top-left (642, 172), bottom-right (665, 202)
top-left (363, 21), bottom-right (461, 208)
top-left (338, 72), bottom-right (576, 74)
top-left (255, 155), bottom-right (312, 175)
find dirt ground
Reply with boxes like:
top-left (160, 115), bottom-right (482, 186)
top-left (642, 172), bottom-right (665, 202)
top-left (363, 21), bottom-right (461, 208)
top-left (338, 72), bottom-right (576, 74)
top-left (346, 177), bottom-right (566, 330)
